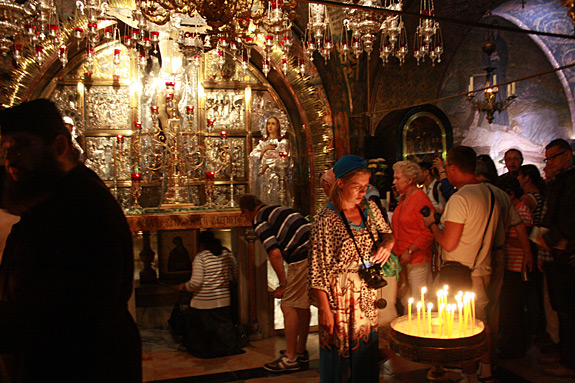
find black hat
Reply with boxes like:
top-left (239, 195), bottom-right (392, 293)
top-left (0, 99), bottom-right (69, 140)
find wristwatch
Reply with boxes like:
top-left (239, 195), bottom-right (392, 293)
top-left (407, 248), bottom-right (413, 255)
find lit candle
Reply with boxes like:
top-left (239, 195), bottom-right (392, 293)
top-left (439, 303), bottom-right (445, 336)
top-left (417, 302), bottom-right (423, 336)
top-left (408, 298), bottom-right (414, 333)
top-left (466, 294), bottom-right (470, 333)
top-left (512, 81), bottom-right (516, 96)
top-left (421, 287), bottom-right (427, 325)
top-left (470, 292), bottom-right (476, 327)
top-left (427, 303), bottom-right (433, 335)
top-left (458, 301), bottom-right (463, 337)
top-left (447, 304), bottom-right (454, 338)
top-left (493, 74), bottom-right (497, 86)
top-left (463, 295), bottom-right (469, 336)
top-left (468, 76), bottom-right (473, 93)
top-left (507, 83), bottom-right (511, 96)
top-left (437, 291), bottom-right (442, 319)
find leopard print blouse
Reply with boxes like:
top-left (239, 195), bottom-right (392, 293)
top-left (309, 200), bottom-right (392, 356)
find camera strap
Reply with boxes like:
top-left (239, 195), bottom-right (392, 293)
top-left (339, 206), bottom-right (377, 269)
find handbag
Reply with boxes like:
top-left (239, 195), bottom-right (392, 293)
top-left (438, 187), bottom-right (494, 291)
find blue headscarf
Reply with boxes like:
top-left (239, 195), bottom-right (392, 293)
top-left (333, 155), bottom-right (367, 179)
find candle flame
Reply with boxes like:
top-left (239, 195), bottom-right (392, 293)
top-left (408, 298), bottom-right (414, 304)
top-left (421, 287), bottom-right (427, 294)
top-left (417, 302), bottom-right (423, 310)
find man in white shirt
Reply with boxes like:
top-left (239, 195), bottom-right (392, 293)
top-left (419, 161), bottom-right (445, 214)
top-left (423, 146), bottom-right (500, 383)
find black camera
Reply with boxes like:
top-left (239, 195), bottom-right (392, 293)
top-left (420, 206), bottom-right (431, 217)
top-left (359, 262), bottom-right (388, 290)
top-left (420, 206), bottom-right (441, 224)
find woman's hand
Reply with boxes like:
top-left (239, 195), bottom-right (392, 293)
top-left (318, 306), bottom-right (335, 334)
top-left (373, 243), bottom-right (392, 264)
top-left (400, 249), bottom-right (412, 265)
top-left (260, 144), bottom-right (278, 159)
top-left (177, 283), bottom-right (186, 291)
top-left (273, 285), bottom-right (286, 299)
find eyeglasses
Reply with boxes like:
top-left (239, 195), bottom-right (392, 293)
top-left (544, 151), bottom-right (567, 163)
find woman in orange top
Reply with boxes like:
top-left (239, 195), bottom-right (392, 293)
top-left (392, 160), bottom-right (436, 309)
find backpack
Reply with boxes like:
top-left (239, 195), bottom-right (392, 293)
top-left (432, 180), bottom-right (440, 203)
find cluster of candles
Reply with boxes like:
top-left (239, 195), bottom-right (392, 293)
top-left (407, 286), bottom-right (476, 338)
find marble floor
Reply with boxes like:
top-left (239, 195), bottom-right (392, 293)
top-left (137, 283), bottom-right (574, 383)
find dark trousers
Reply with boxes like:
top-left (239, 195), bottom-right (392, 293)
top-left (499, 270), bottom-right (527, 357)
top-left (545, 262), bottom-right (575, 370)
top-left (183, 306), bottom-right (244, 359)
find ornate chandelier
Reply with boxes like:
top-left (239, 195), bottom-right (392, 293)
top-left (467, 41), bottom-right (516, 124)
top-left (137, 0), bottom-right (298, 76)
top-left (413, 0), bottom-right (443, 65)
top-left (341, 0), bottom-right (441, 66)
top-left (0, 0), bottom-right (62, 65)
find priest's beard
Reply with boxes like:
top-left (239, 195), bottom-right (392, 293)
top-left (3, 149), bottom-right (65, 216)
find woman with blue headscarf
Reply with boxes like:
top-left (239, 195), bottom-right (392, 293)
top-left (309, 155), bottom-right (395, 382)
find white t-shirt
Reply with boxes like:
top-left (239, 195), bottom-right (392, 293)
top-left (423, 179), bottom-right (446, 214)
top-left (440, 182), bottom-right (500, 277)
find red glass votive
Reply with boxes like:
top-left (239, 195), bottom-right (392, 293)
top-left (133, 121), bottom-right (142, 129)
top-left (220, 131), bottom-right (228, 139)
top-left (205, 171), bottom-right (215, 180)
top-left (116, 135), bottom-right (124, 143)
top-left (186, 105), bottom-right (194, 114)
top-left (150, 106), bottom-right (159, 114)
top-left (131, 173), bottom-right (142, 182)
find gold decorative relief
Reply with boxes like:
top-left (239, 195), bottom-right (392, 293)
top-left (85, 86), bottom-right (131, 129)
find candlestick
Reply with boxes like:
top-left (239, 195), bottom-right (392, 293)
top-left (437, 291), bottom-right (441, 320)
top-left (463, 297), bottom-right (468, 336)
top-left (408, 298), bottom-right (414, 333)
top-left (470, 292), bottom-right (476, 326)
top-left (205, 171), bottom-right (215, 207)
top-left (447, 305), bottom-right (454, 338)
top-left (512, 81), bottom-right (516, 96)
top-left (439, 302), bottom-right (445, 336)
top-left (417, 302), bottom-right (422, 336)
top-left (421, 287), bottom-right (427, 326)
top-left (458, 301), bottom-right (463, 337)
top-left (427, 303), bottom-right (433, 335)
top-left (468, 76), bottom-right (473, 93)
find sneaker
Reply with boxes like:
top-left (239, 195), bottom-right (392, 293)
top-left (279, 349), bottom-right (309, 370)
top-left (279, 349), bottom-right (309, 363)
top-left (263, 355), bottom-right (301, 372)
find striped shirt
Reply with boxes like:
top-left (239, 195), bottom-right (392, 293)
top-left (253, 205), bottom-right (311, 264)
top-left (185, 249), bottom-right (238, 310)
top-left (504, 201), bottom-right (533, 272)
